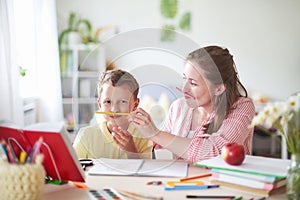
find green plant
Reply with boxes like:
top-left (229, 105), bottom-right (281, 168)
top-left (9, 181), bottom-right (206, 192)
top-left (19, 66), bottom-right (27, 77)
top-left (179, 12), bottom-right (191, 31)
top-left (160, 0), bottom-right (178, 18)
top-left (160, 0), bottom-right (191, 41)
top-left (58, 12), bottom-right (95, 50)
top-left (252, 92), bottom-right (300, 155)
top-left (160, 25), bottom-right (176, 42)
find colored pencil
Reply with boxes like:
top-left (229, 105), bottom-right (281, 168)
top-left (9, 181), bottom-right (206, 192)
top-left (176, 87), bottom-right (195, 99)
top-left (180, 173), bottom-right (212, 182)
top-left (6, 145), bottom-right (15, 163)
top-left (166, 181), bottom-right (204, 187)
top-left (31, 137), bottom-right (43, 163)
top-left (165, 184), bottom-right (219, 190)
top-left (95, 111), bottom-right (130, 116)
top-left (117, 189), bottom-right (163, 200)
top-left (186, 195), bottom-right (235, 199)
top-left (19, 151), bottom-right (27, 164)
top-left (0, 141), bottom-right (9, 161)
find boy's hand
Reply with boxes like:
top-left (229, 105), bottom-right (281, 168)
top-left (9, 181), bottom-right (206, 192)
top-left (111, 126), bottom-right (138, 154)
top-left (129, 108), bottom-right (159, 138)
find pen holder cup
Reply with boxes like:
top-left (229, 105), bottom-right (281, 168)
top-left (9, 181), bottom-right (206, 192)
top-left (0, 159), bottom-right (46, 200)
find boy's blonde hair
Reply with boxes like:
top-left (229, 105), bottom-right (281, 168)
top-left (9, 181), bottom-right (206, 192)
top-left (98, 69), bottom-right (139, 99)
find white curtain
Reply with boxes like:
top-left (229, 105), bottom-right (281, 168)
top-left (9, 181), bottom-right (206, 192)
top-left (0, 0), bottom-right (63, 126)
top-left (0, 0), bottom-right (23, 125)
top-left (33, 0), bottom-right (63, 122)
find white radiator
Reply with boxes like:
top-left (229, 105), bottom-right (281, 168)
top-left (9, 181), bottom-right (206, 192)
top-left (23, 98), bottom-right (38, 126)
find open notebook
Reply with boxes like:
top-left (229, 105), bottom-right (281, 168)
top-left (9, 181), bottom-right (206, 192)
top-left (88, 158), bottom-right (188, 177)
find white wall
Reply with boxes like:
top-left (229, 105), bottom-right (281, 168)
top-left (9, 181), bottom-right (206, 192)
top-left (56, 0), bottom-right (300, 100)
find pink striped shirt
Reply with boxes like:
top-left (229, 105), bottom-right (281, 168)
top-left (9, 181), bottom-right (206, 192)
top-left (161, 97), bottom-right (255, 163)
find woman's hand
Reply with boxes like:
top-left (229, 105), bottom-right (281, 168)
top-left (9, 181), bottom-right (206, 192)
top-left (111, 126), bottom-right (138, 154)
top-left (129, 108), bottom-right (159, 138)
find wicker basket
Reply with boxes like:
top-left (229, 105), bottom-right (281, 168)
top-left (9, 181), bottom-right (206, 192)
top-left (0, 156), bottom-right (45, 200)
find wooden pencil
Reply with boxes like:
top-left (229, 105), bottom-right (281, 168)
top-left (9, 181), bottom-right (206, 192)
top-left (95, 111), bottom-right (130, 116)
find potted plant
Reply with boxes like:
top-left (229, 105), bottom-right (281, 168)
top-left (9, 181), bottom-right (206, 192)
top-left (58, 12), bottom-right (94, 50)
top-left (252, 92), bottom-right (300, 199)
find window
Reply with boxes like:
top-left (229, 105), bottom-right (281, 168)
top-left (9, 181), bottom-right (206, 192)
top-left (14, 0), bottom-right (37, 98)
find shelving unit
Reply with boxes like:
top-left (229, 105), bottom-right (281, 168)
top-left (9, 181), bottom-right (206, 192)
top-left (60, 43), bottom-right (105, 133)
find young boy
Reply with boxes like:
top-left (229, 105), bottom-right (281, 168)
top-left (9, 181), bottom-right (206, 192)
top-left (73, 69), bottom-right (153, 159)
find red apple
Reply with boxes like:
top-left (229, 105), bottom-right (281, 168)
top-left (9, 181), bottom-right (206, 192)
top-left (221, 143), bottom-right (245, 166)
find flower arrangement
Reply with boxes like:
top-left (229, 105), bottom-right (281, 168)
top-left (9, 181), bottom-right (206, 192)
top-left (252, 92), bottom-right (300, 155)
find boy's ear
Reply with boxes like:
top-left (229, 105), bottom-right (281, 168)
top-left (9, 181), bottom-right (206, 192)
top-left (133, 98), bottom-right (140, 110)
top-left (97, 98), bottom-right (101, 108)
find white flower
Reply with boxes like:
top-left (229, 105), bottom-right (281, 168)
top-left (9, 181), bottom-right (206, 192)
top-left (280, 112), bottom-right (293, 128)
top-left (252, 92), bottom-right (300, 155)
top-left (288, 94), bottom-right (300, 112)
top-left (252, 113), bottom-right (265, 126)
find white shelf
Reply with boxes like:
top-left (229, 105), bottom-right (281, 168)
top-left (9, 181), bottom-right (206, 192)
top-left (62, 98), bottom-right (73, 104)
top-left (60, 43), bottom-right (105, 132)
top-left (77, 71), bottom-right (99, 78)
top-left (61, 43), bottom-right (100, 51)
top-left (75, 98), bottom-right (97, 104)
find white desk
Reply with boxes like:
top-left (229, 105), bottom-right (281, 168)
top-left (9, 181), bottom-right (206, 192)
top-left (43, 164), bottom-right (287, 200)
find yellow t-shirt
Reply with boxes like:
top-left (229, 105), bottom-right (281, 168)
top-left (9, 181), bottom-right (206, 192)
top-left (73, 122), bottom-right (153, 159)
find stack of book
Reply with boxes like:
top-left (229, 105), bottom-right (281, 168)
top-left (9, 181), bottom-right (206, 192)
top-left (195, 155), bottom-right (290, 197)
top-left (209, 168), bottom-right (286, 196)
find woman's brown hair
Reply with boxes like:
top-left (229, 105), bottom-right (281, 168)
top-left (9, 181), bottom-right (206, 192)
top-left (187, 46), bottom-right (248, 133)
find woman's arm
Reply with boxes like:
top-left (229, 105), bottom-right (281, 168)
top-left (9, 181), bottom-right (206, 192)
top-left (130, 98), bottom-right (255, 163)
top-left (130, 108), bottom-right (192, 160)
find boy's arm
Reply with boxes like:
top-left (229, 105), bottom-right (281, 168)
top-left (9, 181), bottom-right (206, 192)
top-left (135, 139), bottom-right (153, 159)
top-left (111, 126), bottom-right (141, 159)
top-left (73, 130), bottom-right (90, 159)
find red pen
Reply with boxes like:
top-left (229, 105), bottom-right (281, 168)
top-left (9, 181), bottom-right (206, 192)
top-left (180, 173), bottom-right (212, 182)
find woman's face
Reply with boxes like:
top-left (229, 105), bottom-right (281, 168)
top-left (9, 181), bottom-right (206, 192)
top-left (182, 62), bottom-right (214, 110)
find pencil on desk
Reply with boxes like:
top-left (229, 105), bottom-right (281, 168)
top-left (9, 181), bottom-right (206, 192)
top-left (117, 189), bottom-right (163, 200)
top-left (166, 181), bottom-right (204, 187)
top-left (180, 173), bottom-right (212, 182)
top-left (164, 184), bottom-right (219, 191)
top-left (95, 111), bottom-right (130, 116)
top-left (186, 195), bottom-right (236, 199)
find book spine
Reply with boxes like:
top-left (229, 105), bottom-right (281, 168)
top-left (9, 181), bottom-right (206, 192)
top-left (211, 168), bottom-right (277, 182)
top-left (210, 180), bottom-right (270, 197)
top-left (211, 172), bottom-right (278, 191)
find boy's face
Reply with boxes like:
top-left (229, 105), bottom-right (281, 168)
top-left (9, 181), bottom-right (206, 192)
top-left (98, 83), bottom-right (139, 127)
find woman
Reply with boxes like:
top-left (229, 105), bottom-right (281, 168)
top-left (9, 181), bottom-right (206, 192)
top-left (129, 45), bottom-right (255, 163)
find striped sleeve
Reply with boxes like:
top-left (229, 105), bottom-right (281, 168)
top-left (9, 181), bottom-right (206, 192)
top-left (188, 97), bottom-right (255, 163)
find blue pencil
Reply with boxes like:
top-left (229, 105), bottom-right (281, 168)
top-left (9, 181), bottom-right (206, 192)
top-left (0, 142), bottom-right (9, 161)
top-left (165, 185), bottom-right (219, 191)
